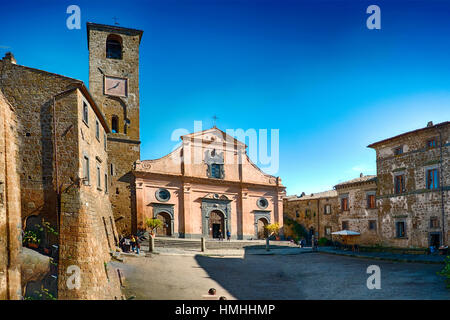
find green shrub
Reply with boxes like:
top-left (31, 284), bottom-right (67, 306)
top-left (438, 256), bottom-right (450, 289)
top-left (318, 237), bottom-right (329, 246)
top-left (284, 217), bottom-right (307, 241)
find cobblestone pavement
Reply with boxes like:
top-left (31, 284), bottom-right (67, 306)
top-left (114, 251), bottom-right (450, 300)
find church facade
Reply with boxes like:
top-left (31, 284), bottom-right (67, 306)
top-left (134, 128), bottom-right (285, 240)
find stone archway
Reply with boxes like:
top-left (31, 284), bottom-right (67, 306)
top-left (209, 210), bottom-right (225, 239)
top-left (257, 217), bottom-right (269, 239)
top-left (156, 211), bottom-right (172, 237)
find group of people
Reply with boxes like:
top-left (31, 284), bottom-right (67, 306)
top-left (216, 229), bottom-right (231, 241)
top-left (119, 234), bottom-right (141, 254)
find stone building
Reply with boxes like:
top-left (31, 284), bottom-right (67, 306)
top-left (283, 190), bottom-right (339, 242)
top-left (0, 51), bottom-right (121, 299)
top-left (284, 121), bottom-right (449, 249)
top-left (368, 121), bottom-right (449, 248)
top-left (0, 91), bottom-right (22, 300)
top-left (87, 23), bottom-right (143, 235)
top-left (134, 127), bottom-right (285, 240)
top-left (334, 174), bottom-right (380, 245)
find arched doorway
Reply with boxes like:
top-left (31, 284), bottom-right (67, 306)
top-left (209, 210), bottom-right (225, 239)
top-left (257, 218), bottom-right (269, 239)
top-left (156, 212), bottom-right (171, 237)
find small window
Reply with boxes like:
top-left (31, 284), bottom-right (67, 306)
top-left (426, 138), bottom-right (437, 148)
top-left (396, 221), bottom-right (406, 238)
top-left (324, 204), bottom-right (331, 215)
top-left (83, 102), bottom-right (89, 124)
top-left (369, 220), bottom-right (377, 231)
top-left (111, 116), bottom-right (119, 133)
top-left (96, 165), bottom-right (101, 189)
top-left (367, 194), bottom-right (376, 209)
top-left (430, 217), bottom-right (439, 228)
top-left (105, 173), bottom-right (108, 193)
top-left (295, 210), bottom-right (300, 218)
top-left (83, 156), bottom-right (90, 184)
top-left (394, 174), bottom-right (405, 194)
top-left (426, 168), bottom-right (439, 190)
top-left (96, 119), bottom-right (100, 140)
top-left (106, 34), bottom-right (122, 59)
top-left (341, 197), bottom-right (349, 211)
top-left (325, 227), bottom-right (331, 236)
top-left (342, 221), bottom-right (349, 230)
top-left (394, 146), bottom-right (403, 155)
top-left (305, 209), bottom-right (311, 218)
top-left (110, 163), bottom-right (114, 176)
top-left (211, 164), bottom-right (222, 179)
top-left (104, 133), bottom-right (107, 150)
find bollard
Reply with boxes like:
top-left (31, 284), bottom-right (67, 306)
top-left (201, 237), bottom-right (206, 252)
top-left (150, 236), bottom-right (155, 253)
top-left (311, 235), bottom-right (316, 251)
top-left (266, 238), bottom-right (270, 251)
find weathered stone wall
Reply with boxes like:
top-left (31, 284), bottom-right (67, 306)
top-left (87, 23), bottom-right (142, 235)
top-left (0, 91), bottom-right (22, 299)
top-left (283, 191), bottom-right (339, 241)
top-left (335, 179), bottom-right (381, 245)
top-left (0, 55), bottom-right (122, 299)
top-left (371, 122), bottom-right (449, 248)
top-left (56, 89), bottom-right (122, 299)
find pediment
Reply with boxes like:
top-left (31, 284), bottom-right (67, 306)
top-left (181, 127), bottom-right (246, 148)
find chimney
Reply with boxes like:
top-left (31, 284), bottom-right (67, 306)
top-left (427, 121), bottom-right (433, 127)
top-left (301, 192), bottom-right (306, 197)
top-left (3, 52), bottom-right (16, 64)
top-left (360, 173), bottom-right (364, 178)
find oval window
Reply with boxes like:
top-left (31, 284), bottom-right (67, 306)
top-left (156, 188), bottom-right (170, 202)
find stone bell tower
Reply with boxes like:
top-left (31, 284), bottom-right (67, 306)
top-left (87, 22), bottom-right (143, 235)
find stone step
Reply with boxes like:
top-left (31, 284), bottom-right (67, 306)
top-left (150, 237), bottom-right (298, 250)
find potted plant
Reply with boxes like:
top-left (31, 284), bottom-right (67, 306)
top-left (23, 230), bottom-right (41, 248)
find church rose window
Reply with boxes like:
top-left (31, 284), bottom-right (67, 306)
top-left (257, 197), bottom-right (269, 209)
top-left (155, 188), bottom-right (170, 202)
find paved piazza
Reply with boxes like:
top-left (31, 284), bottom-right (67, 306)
top-left (117, 253), bottom-right (450, 300)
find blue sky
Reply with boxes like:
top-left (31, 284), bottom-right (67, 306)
top-left (1, 0), bottom-right (449, 195)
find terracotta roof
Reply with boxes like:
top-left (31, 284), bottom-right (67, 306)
top-left (285, 189), bottom-right (337, 201)
top-left (367, 121), bottom-right (449, 148)
top-left (334, 175), bottom-right (377, 189)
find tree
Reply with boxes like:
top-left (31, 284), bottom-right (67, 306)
top-left (146, 218), bottom-right (163, 237)
top-left (265, 223), bottom-right (280, 238)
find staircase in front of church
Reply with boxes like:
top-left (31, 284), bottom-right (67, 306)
top-left (151, 237), bottom-right (298, 250)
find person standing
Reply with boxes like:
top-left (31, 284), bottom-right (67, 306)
top-left (226, 230), bottom-right (231, 241)
top-left (130, 235), bottom-right (136, 252)
top-left (135, 235), bottom-right (141, 254)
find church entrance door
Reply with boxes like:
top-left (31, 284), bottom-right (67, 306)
top-left (257, 218), bottom-right (269, 239)
top-left (156, 212), bottom-right (171, 237)
top-left (209, 210), bottom-right (225, 239)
